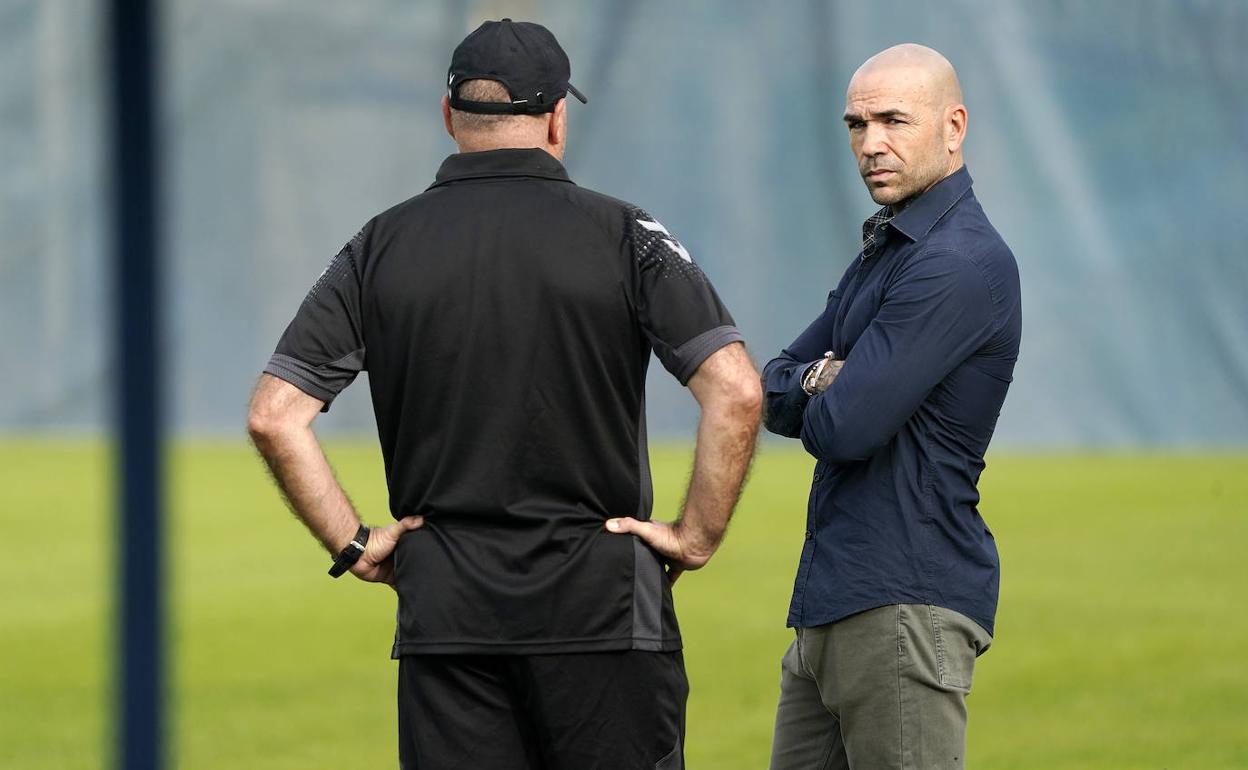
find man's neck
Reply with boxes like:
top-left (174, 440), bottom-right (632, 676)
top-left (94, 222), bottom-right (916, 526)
top-left (455, 142), bottom-right (562, 161)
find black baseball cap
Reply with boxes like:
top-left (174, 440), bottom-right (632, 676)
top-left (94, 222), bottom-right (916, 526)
top-left (448, 19), bottom-right (587, 115)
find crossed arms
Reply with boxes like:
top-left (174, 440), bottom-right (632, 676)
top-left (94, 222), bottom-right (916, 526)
top-left (762, 251), bottom-right (995, 460)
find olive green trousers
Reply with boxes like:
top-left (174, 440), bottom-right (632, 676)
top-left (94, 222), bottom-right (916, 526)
top-left (769, 604), bottom-right (992, 770)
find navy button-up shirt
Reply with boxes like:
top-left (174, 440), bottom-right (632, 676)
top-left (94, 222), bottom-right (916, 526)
top-left (763, 167), bottom-right (1021, 635)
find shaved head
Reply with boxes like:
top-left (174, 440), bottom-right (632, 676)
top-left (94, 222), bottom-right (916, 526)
top-left (843, 44), bottom-right (968, 207)
top-left (851, 44), bottom-right (963, 110)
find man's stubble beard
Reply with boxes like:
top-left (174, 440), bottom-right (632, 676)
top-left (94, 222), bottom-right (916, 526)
top-left (863, 127), bottom-right (950, 207)
top-left (865, 154), bottom-right (947, 208)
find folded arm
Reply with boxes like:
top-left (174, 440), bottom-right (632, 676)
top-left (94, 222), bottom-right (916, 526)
top-left (761, 293), bottom-right (840, 437)
top-left (801, 251), bottom-right (996, 463)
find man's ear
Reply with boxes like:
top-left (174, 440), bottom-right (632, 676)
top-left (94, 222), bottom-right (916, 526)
top-left (441, 94), bottom-right (456, 140)
top-left (548, 98), bottom-right (567, 146)
top-left (946, 103), bottom-right (967, 153)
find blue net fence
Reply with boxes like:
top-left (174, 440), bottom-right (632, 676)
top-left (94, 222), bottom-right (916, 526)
top-left (2, 0), bottom-right (1245, 445)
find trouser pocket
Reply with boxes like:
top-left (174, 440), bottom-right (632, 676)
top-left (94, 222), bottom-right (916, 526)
top-left (928, 605), bottom-right (993, 691)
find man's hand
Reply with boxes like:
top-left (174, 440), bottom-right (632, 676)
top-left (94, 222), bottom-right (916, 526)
top-left (604, 517), bottom-right (711, 584)
top-left (809, 358), bottom-right (844, 394)
top-left (602, 342), bottom-right (761, 585)
top-left (350, 515), bottom-right (425, 586)
top-left (804, 352), bottom-right (844, 395)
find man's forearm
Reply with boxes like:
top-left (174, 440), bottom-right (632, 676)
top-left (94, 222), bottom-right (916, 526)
top-left (604, 343), bottom-right (760, 578)
top-left (677, 395), bottom-right (760, 560)
top-left (251, 424), bottom-right (360, 555)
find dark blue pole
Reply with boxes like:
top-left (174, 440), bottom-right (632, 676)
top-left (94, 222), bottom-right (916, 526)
top-left (109, 0), bottom-right (164, 768)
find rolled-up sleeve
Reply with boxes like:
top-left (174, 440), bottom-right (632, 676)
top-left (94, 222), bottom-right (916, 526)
top-left (801, 250), bottom-right (996, 463)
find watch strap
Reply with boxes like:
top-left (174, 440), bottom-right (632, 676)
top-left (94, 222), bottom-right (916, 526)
top-left (802, 351), bottom-right (835, 395)
top-left (328, 524), bottom-right (370, 578)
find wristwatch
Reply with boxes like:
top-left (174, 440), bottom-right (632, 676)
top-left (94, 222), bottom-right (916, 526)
top-left (328, 524), bottom-right (370, 578)
top-left (801, 351), bottom-right (836, 395)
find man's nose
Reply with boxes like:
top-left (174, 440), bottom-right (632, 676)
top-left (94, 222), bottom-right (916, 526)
top-left (860, 122), bottom-right (888, 158)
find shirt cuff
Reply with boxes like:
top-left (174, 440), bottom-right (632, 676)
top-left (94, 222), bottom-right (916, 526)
top-left (760, 357), bottom-right (821, 438)
top-left (796, 360), bottom-right (824, 396)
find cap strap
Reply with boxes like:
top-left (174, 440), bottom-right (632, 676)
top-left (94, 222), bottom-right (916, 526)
top-left (449, 94), bottom-right (560, 115)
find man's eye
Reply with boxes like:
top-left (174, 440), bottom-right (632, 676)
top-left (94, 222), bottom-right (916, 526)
top-left (887, 118), bottom-right (905, 125)
top-left (848, 122), bottom-right (865, 130)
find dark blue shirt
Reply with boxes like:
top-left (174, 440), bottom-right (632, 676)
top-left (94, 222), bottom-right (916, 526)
top-left (762, 167), bottom-right (1021, 635)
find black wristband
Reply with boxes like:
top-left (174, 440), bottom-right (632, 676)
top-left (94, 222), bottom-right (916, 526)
top-left (328, 524), bottom-right (370, 578)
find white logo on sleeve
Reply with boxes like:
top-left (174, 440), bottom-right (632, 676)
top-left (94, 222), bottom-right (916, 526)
top-left (637, 218), bottom-right (693, 263)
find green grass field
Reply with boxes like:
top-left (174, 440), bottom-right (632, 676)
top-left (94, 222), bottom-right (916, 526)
top-left (1, 439), bottom-right (1246, 769)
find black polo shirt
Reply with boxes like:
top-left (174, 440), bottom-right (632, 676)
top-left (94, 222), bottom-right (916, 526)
top-left (264, 148), bottom-right (743, 655)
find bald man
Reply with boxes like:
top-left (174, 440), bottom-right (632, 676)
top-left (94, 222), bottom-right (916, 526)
top-left (761, 45), bottom-right (1021, 769)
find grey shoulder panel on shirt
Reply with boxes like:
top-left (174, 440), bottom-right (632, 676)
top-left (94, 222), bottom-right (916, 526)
top-left (671, 324), bottom-right (745, 385)
top-left (263, 350), bottom-right (364, 410)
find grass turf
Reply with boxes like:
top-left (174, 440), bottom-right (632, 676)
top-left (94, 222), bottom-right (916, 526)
top-left (1, 440), bottom-right (1245, 768)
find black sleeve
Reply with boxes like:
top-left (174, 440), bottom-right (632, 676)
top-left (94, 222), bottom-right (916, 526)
top-left (626, 206), bottom-right (744, 384)
top-left (262, 224), bottom-right (369, 411)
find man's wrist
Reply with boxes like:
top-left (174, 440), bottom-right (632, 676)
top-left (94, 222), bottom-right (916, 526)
top-left (672, 517), bottom-right (719, 564)
top-left (801, 354), bottom-right (829, 395)
top-left (328, 524), bottom-right (370, 578)
top-left (801, 351), bottom-right (839, 395)
top-left (800, 362), bottom-right (819, 395)
top-left (330, 522), bottom-right (365, 555)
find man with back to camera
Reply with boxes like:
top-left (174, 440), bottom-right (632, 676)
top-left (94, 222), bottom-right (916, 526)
top-left (762, 44), bottom-right (1022, 769)
top-left (246, 19), bottom-right (762, 770)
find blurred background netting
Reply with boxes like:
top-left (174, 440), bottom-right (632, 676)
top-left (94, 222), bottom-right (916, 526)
top-left (4, 0), bottom-right (1246, 445)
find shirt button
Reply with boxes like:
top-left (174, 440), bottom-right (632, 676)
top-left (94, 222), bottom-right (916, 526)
top-left (813, 472), bottom-right (822, 482)
top-left (805, 530), bottom-right (814, 541)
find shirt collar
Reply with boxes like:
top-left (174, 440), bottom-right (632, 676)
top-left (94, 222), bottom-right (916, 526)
top-left (888, 165), bottom-right (974, 242)
top-left (860, 207), bottom-right (894, 259)
top-left (429, 148), bottom-right (572, 189)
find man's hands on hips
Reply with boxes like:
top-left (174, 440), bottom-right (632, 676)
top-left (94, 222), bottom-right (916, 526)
top-left (248, 375), bottom-right (425, 588)
top-left (349, 515), bottom-right (425, 586)
top-left (603, 342), bottom-right (762, 585)
top-left (605, 517), bottom-right (712, 584)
